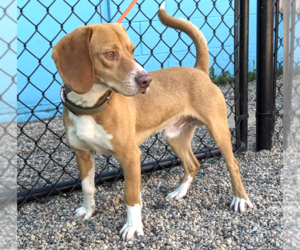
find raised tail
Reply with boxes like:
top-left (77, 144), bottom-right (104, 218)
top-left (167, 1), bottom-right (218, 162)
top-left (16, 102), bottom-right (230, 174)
top-left (158, 1), bottom-right (209, 74)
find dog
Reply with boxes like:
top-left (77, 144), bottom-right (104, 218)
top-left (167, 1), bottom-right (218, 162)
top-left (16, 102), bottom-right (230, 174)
top-left (52, 2), bottom-right (253, 241)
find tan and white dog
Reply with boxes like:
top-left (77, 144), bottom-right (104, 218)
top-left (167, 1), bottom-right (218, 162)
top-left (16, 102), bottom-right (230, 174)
top-left (52, 2), bottom-right (253, 241)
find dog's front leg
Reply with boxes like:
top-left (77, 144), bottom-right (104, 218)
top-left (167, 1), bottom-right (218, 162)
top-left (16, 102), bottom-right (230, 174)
top-left (117, 146), bottom-right (144, 241)
top-left (74, 149), bottom-right (96, 220)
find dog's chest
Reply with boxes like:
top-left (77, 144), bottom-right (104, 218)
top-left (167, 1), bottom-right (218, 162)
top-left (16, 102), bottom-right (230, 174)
top-left (67, 113), bottom-right (114, 154)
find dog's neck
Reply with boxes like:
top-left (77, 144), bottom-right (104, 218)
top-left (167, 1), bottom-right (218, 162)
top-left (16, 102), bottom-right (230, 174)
top-left (67, 84), bottom-right (110, 108)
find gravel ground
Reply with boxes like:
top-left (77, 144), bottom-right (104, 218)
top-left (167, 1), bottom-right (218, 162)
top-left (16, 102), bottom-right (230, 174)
top-left (17, 79), bottom-right (283, 249)
top-left (0, 121), bottom-right (17, 250)
top-left (0, 121), bottom-right (17, 192)
top-left (282, 75), bottom-right (300, 249)
top-left (283, 141), bottom-right (300, 249)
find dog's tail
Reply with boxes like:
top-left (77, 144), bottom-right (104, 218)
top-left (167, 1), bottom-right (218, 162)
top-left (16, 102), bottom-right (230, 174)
top-left (158, 1), bottom-right (209, 74)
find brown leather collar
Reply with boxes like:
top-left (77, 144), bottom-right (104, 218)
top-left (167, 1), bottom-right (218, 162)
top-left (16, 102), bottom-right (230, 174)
top-left (60, 85), bottom-right (112, 116)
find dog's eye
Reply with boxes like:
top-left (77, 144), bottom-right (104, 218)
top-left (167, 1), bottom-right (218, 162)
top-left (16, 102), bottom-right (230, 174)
top-left (105, 51), bottom-right (115, 59)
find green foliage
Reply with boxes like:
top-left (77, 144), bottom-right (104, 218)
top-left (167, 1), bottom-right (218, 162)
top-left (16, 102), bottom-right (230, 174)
top-left (276, 65), bottom-right (284, 77)
top-left (209, 60), bottom-right (286, 86)
top-left (292, 65), bottom-right (300, 76)
top-left (209, 60), bottom-right (258, 86)
top-left (209, 67), bottom-right (217, 83)
top-left (248, 60), bottom-right (256, 82)
top-left (209, 67), bottom-right (234, 86)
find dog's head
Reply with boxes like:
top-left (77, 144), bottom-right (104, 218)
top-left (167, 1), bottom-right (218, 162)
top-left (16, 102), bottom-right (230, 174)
top-left (52, 23), bottom-right (151, 96)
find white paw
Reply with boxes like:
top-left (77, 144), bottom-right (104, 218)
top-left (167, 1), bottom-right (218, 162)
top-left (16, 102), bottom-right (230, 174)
top-left (166, 175), bottom-right (193, 200)
top-left (120, 222), bottom-right (144, 241)
top-left (230, 196), bottom-right (253, 213)
top-left (75, 205), bottom-right (95, 220)
top-left (166, 186), bottom-right (188, 200)
top-left (120, 204), bottom-right (144, 241)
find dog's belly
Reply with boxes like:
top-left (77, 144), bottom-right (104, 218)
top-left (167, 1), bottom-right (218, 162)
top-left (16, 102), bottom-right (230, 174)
top-left (67, 113), bottom-right (113, 154)
top-left (163, 116), bottom-right (195, 139)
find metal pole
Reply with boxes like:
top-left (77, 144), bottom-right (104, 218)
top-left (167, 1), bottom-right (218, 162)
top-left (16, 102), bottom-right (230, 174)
top-left (234, 0), bottom-right (241, 149)
top-left (273, 0), bottom-right (279, 135)
top-left (239, 0), bottom-right (249, 151)
top-left (283, 0), bottom-right (293, 149)
top-left (256, 0), bottom-right (275, 150)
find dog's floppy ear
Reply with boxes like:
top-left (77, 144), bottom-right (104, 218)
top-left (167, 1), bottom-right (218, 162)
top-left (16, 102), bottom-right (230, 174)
top-left (52, 27), bottom-right (94, 94)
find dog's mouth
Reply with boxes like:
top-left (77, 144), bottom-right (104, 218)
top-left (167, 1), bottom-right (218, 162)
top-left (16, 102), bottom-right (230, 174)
top-left (111, 87), bottom-right (120, 94)
top-left (141, 89), bottom-right (147, 94)
top-left (110, 87), bottom-right (148, 96)
top-left (110, 87), bottom-right (137, 97)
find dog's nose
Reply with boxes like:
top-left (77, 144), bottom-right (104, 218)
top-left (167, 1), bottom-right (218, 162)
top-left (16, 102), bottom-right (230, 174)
top-left (135, 74), bottom-right (152, 88)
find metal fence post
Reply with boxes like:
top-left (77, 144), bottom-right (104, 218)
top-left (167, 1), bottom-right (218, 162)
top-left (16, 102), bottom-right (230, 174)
top-left (234, 0), bottom-right (249, 152)
top-left (234, 0), bottom-right (241, 150)
top-left (283, 0), bottom-right (293, 149)
top-left (256, 0), bottom-right (275, 151)
top-left (239, 0), bottom-right (249, 151)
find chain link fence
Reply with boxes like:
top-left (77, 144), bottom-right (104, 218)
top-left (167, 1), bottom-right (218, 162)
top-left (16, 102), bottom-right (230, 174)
top-left (285, 1), bottom-right (300, 145)
top-left (0, 0), bottom-right (17, 205)
top-left (274, 0), bottom-right (284, 139)
top-left (0, 0), bottom-right (17, 249)
top-left (282, 1), bottom-right (300, 248)
top-left (17, 0), bottom-right (247, 205)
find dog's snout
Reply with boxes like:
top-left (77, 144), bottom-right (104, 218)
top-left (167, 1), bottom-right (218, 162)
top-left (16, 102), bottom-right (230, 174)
top-left (135, 75), bottom-right (152, 88)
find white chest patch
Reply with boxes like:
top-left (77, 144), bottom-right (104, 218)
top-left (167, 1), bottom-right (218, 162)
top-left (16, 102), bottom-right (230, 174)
top-left (67, 112), bottom-right (113, 154)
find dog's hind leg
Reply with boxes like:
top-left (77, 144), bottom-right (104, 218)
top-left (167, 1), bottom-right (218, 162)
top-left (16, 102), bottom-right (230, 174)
top-left (206, 121), bottom-right (253, 213)
top-left (165, 125), bottom-right (200, 200)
